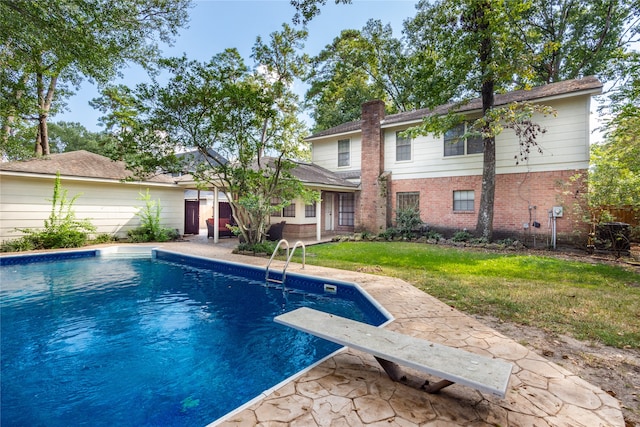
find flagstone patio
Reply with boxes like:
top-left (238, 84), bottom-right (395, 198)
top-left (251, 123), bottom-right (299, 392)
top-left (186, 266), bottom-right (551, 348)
top-left (159, 237), bottom-right (624, 427)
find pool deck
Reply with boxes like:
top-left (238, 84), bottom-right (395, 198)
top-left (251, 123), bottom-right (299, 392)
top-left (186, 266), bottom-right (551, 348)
top-left (88, 236), bottom-right (631, 425)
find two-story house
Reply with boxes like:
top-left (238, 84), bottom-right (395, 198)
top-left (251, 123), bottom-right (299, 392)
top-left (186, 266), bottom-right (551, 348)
top-left (293, 76), bottom-right (602, 244)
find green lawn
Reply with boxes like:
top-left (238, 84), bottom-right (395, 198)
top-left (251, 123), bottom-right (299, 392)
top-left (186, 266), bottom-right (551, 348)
top-left (291, 241), bottom-right (640, 349)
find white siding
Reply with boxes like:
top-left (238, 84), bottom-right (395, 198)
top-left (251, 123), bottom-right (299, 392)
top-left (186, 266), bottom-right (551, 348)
top-left (382, 95), bottom-right (591, 180)
top-left (311, 135), bottom-right (362, 172)
top-left (0, 174), bottom-right (184, 242)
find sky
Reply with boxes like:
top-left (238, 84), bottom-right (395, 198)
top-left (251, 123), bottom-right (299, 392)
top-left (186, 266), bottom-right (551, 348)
top-left (57, 0), bottom-right (419, 131)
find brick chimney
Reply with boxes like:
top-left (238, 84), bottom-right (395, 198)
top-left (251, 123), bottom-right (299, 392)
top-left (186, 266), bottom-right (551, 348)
top-left (358, 100), bottom-right (388, 233)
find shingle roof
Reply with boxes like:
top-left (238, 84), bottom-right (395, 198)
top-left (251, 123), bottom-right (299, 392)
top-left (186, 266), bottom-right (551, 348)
top-left (307, 76), bottom-right (603, 139)
top-left (0, 150), bottom-right (176, 183)
top-left (290, 161), bottom-right (358, 189)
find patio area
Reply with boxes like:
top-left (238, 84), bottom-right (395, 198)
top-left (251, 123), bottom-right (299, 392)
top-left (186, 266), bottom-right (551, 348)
top-left (158, 235), bottom-right (624, 427)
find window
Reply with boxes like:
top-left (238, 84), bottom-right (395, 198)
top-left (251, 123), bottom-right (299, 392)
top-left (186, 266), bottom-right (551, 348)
top-left (396, 131), bottom-right (411, 161)
top-left (397, 192), bottom-right (419, 211)
top-left (444, 123), bottom-right (483, 156)
top-left (282, 203), bottom-right (296, 218)
top-left (338, 193), bottom-right (354, 226)
top-left (271, 198), bottom-right (281, 217)
top-left (305, 202), bottom-right (316, 218)
top-left (338, 139), bottom-right (350, 167)
top-left (453, 190), bottom-right (475, 211)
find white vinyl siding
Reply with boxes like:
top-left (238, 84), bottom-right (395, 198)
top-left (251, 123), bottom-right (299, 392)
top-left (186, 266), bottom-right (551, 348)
top-left (0, 175), bottom-right (184, 242)
top-left (311, 136), bottom-right (362, 173)
top-left (383, 96), bottom-right (591, 180)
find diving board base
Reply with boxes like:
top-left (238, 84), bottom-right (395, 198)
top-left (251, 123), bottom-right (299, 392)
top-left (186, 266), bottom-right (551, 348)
top-left (375, 356), bottom-right (454, 393)
top-left (274, 307), bottom-right (512, 399)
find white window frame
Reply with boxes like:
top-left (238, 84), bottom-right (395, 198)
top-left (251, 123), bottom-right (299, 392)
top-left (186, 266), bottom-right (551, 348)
top-left (338, 139), bottom-right (350, 167)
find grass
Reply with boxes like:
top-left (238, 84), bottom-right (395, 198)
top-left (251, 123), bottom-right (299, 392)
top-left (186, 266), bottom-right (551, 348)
top-left (290, 241), bottom-right (640, 349)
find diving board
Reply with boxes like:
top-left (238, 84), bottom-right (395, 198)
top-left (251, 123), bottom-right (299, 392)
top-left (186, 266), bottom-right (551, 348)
top-left (274, 307), bottom-right (512, 398)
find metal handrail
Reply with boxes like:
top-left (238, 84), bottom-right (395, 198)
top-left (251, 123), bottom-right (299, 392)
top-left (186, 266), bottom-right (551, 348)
top-left (265, 239), bottom-right (289, 283)
top-left (282, 241), bottom-right (305, 284)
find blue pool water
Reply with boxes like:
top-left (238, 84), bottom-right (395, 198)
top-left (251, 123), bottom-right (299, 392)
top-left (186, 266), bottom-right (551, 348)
top-left (0, 249), bottom-right (388, 426)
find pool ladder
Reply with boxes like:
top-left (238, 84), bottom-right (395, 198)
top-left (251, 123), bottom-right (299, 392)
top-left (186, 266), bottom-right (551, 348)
top-left (265, 239), bottom-right (305, 287)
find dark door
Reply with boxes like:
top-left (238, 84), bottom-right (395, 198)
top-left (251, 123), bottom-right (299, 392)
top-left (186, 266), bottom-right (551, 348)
top-left (184, 200), bottom-right (200, 234)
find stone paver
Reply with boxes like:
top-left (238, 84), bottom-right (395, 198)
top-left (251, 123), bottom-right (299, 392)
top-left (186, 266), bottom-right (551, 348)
top-left (153, 237), bottom-right (625, 427)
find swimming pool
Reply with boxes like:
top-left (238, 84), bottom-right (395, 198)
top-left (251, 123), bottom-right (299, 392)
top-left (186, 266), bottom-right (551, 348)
top-left (0, 248), bottom-right (390, 426)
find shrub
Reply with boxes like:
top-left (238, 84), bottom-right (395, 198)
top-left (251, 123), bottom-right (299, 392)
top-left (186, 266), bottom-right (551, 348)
top-left (236, 241), bottom-right (278, 255)
top-left (379, 227), bottom-right (399, 241)
top-left (91, 233), bottom-right (116, 244)
top-left (426, 230), bottom-right (442, 242)
top-left (452, 230), bottom-right (473, 242)
top-left (396, 207), bottom-right (422, 239)
top-left (127, 190), bottom-right (178, 242)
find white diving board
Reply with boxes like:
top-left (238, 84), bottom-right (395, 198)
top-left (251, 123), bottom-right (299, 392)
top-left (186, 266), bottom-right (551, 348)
top-left (274, 307), bottom-right (512, 398)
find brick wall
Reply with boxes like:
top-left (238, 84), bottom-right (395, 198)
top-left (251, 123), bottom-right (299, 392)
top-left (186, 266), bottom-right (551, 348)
top-left (358, 100), bottom-right (387, 233)
top-left (390, 170), bottom-right (588, 244)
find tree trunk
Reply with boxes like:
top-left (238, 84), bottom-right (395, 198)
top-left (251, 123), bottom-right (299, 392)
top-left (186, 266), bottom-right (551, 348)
top-left (34, 65), bottom-right (58, 156)
top-left (474, 1), bottom-right (496, 241)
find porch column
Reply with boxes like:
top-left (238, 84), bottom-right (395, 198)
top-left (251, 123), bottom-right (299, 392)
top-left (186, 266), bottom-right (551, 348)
top-left (316, 198), bottom-right (322, 241)
top-left (213, 187), bottom-right (220, 243)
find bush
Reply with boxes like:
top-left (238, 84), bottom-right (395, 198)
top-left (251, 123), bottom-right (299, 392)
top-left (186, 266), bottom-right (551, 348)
top-left (90, 233), bottom-right (116, 244)
top-left (396, 207), bottom-right (422, 239)
top-left (426, 230), bottom-right (442, 242)
top-left (1, 236), bottom-right (36, 252)
top-left (127, 190), bottom-right (178, 242)
top-left (379, 227), bottom-right (399, 241)
top-left (452, 230), bottom-right (473, 242)
top-left (236, 241), bottom-right (278, 255)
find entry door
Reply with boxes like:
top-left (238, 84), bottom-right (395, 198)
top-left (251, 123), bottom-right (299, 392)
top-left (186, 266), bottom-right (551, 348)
top-left (184, 200), bottom-right (200, 235)
top-left (324, 194), bottom-right (334, 231)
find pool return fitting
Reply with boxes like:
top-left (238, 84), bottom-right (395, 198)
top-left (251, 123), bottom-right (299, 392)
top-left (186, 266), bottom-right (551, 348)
top-left (265, 239), bottom-right (306, 288)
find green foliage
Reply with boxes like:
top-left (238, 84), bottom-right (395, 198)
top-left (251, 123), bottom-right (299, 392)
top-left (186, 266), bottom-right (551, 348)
top-left (378, 227), bottom-right (399, 241)
top-left (90, 233), bottom-right (116, 244)
top-left (305, 21), bottom-right (423, 130)
top-left (426, 230), bottom-right (443, 241)
top-left (48, 121), bottom-right (115, 156)
top-left (1, 174), bottom-right (95, 251)
top-left (0, 0), bottom-right (191, 157)
top-left (236, 240), bottom-right (278, 255)
top-left (96, 25), bottom-right (314, 246)
top-left (452, 230), bottom-right (473, 242)
top-left (395, 206), bottom-right (422, 239)
top-left (127, 190), bottom-right (177, 242)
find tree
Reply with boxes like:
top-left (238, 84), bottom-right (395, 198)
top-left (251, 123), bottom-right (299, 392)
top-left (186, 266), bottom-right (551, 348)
top-left (589, 50), bottom-right (640, 213)
top-left (305, 20), bottom-right (440, 131)
top-left (399, 0), bottom-right (636, 240)
top-left (47, 121), bottom-right (114, 155)
top-left (95, 25), bottom-right (316, 245)
top-left (290, 0), bottom-right (350, 24)
top-left (403, 0), bottom-right (544, 241)
top-left (515, 0), bottom-right (632, 85)
top-left (0, 0), bottom-right (190, 159)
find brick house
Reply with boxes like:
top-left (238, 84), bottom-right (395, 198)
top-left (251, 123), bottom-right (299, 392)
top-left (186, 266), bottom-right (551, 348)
top-left (305, 76), bottom-right (603, 244)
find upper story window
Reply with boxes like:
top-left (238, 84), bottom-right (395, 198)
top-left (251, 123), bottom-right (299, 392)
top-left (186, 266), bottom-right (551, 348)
top-left (444, 123), bottom-right (484, 157)
top-left (396, 131), bottom-right (411, 161)
top-left (338, 139), bottom-right (350, 167)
